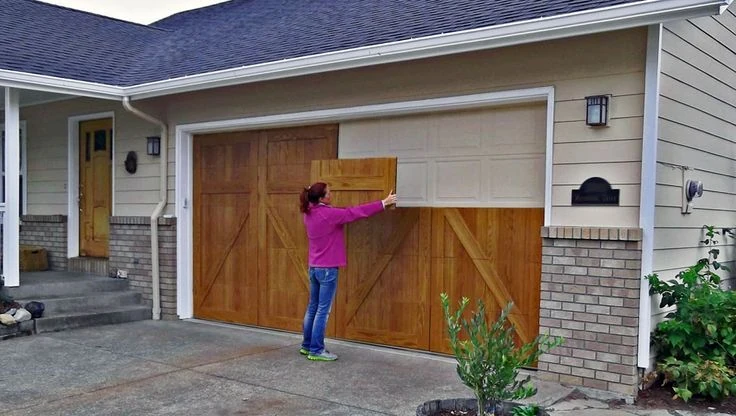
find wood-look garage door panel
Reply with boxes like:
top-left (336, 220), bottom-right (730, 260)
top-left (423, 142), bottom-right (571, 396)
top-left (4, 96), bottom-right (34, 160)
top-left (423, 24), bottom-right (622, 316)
top-left (429, 208), bottom-right (543, 353)
top-left (193, 132), bottom-right (259, 325)
top-left (311, 158), bottom-right (431, 349)
top-left (341, 208), bottom-right (431, 349)
top-left (258, 126), bottom-right (338, 331)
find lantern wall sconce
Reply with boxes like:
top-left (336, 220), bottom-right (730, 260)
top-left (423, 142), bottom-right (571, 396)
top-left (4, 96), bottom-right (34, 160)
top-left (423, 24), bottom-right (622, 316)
top-left (147, 136), bottom-right (161, 156)
top-left (585, 95), bottom-right (610, 126)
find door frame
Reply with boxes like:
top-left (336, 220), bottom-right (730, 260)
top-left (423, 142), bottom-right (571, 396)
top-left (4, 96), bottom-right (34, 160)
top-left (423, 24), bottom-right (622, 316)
top-left (67, 112), bottom-right (115, 258)
top-left (175, 87), bottom-right (555, 319)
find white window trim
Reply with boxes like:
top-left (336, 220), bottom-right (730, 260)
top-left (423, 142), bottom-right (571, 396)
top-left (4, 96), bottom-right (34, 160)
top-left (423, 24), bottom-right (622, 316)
top-left (174, 87), bottom-right (555, 319)
top-left (1, 120), bottom-right (27, 215)
top-left (67, 112), bottom-right (115, 259)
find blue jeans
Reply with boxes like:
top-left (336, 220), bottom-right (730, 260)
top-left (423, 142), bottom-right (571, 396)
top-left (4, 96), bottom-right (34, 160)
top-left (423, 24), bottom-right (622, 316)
top-left (301, 267), bottom-right (338, 354)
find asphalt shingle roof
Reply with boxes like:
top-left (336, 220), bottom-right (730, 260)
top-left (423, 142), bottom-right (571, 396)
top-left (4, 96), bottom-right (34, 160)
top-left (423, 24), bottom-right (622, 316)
top-left (1, 0), bottom-right (645, 86)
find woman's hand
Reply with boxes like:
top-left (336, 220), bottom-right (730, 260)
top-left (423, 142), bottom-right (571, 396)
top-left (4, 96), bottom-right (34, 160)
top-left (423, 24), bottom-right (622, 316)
top-left (382, 190), bottom-right (397, 208)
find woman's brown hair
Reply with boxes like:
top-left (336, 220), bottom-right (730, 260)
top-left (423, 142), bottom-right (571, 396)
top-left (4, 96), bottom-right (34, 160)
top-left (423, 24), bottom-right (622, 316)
top-left (299, 182), bottom-right (327, 213)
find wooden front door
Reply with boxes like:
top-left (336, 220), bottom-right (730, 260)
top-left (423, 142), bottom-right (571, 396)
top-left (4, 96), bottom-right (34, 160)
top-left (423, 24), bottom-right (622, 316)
top-left (192, 125), bottom-right (338, 328)
top-left (79, 119), bottom-right (112, 258)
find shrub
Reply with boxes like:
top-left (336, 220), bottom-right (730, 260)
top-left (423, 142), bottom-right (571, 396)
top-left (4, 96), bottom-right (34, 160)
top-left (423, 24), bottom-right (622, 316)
top-left (440, 293), bottom-right (563, 416)
top-left (646, 226), bottom-right (736, 401)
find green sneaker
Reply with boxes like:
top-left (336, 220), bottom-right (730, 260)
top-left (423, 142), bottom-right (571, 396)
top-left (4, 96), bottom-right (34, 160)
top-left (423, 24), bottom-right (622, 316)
top-left (299, 347), bottom-right (309, 356)
top-left (307, 351), bottom-right (338, 361)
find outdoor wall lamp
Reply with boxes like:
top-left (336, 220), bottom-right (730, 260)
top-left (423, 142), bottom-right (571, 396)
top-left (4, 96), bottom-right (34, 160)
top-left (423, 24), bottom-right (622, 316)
top-left (585, 95), bottom-right (609, 126)
top-left (147, 136), bottom-right (161, 156)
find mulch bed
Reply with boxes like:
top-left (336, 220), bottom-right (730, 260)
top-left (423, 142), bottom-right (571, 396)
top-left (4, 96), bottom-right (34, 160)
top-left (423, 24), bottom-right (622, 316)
top-left (615, 383), bottom-right (736, 414)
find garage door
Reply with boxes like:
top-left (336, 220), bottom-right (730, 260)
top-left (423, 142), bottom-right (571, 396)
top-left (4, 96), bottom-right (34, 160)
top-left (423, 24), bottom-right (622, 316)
top-left (193, 125), bottom-right (338, 329)
top-left (193, 114), bottom-right (543, 353)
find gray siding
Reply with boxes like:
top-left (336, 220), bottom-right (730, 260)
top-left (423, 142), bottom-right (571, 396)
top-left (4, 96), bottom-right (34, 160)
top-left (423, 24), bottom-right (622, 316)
top-left (655, 9), bottom-right (736, 305)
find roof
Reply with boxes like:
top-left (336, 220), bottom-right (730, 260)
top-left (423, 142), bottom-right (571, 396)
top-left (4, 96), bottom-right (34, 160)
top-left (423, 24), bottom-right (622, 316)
top-left (0, 0), bottom-right (730, 98)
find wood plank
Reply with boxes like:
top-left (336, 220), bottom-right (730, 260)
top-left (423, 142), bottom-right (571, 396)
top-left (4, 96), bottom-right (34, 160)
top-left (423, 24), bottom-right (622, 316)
top-left (442, 208), bottom-right (531, 343)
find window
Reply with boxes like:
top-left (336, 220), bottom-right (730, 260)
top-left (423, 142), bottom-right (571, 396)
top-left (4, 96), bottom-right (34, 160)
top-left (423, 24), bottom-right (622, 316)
top-left (1, 121), bottom-right (27, 215)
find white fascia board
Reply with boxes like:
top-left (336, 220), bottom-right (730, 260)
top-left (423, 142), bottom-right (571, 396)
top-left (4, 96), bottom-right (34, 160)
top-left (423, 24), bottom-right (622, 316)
top-left (124, 0), bottom-right (727, 100)
top-left (0, 69), bottom-right (123, 100)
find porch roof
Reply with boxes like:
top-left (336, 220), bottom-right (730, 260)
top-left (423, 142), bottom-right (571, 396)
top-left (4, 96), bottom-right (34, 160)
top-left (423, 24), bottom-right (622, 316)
top-left (0, 0), bottom-right (731, 99)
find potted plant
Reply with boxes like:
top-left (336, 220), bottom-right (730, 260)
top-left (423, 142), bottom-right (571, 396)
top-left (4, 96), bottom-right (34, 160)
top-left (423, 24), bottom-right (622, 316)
top-left (417, 294), bottom-right (563, 416)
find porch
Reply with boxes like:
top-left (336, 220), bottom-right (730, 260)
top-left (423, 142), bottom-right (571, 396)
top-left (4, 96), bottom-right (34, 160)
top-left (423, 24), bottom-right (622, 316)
top-left (1, 270), bottom-right (150, 338)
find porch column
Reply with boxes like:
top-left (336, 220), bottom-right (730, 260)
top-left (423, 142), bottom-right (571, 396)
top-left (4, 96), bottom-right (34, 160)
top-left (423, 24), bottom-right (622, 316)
top-left (3, 87), bottom-right (20, 287)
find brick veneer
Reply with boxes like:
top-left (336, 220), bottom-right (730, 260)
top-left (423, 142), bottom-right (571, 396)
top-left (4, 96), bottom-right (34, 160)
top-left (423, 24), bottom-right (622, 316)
top-left (109, 216), bottom-right (177, 320)
top-left (20, 215), bottom-right (68, 271)
top-left (538, 226), bottom-right (642, 397)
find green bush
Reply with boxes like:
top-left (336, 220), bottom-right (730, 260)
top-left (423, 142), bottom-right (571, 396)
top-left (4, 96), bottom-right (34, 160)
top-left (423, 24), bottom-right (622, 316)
top-left (440, 293), bottom-right (562, 416)
top-left (646, 226), bottom-right (736, 401)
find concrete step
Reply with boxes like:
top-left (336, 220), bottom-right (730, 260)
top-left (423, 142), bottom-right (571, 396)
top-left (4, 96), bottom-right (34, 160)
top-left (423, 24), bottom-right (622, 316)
top-left (6, 273), bottom-right (128, 299)
top-left (35, 305), bottom-right (152, 334)
top-left (68, 257), bottom-right (109, 275)
top-left (17, 291), bottom-right (144, 314)
top-left (0, 320), bottom-right (35, 339)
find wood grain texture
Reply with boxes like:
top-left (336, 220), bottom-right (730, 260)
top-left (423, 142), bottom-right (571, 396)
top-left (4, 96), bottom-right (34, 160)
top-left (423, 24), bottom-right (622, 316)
top-left (79, 118), bottom-right (112, 258)
top-left (193, 129), bottom-right (542, 354)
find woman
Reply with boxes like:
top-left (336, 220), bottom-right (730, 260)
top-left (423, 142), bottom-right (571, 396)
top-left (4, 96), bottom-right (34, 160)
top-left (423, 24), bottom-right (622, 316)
top-left (299, 182), bottom-right (397, 361)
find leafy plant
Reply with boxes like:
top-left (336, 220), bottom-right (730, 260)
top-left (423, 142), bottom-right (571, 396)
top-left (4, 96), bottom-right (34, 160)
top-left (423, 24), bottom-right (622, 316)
top-left (440, 293), bottom-right (562, 416)
top-left (646, 225), bottom-right (736, 401)
top-left (659, 357), bottom-right (736, 401)
top-left (511, 404), bottom-right (540, 416)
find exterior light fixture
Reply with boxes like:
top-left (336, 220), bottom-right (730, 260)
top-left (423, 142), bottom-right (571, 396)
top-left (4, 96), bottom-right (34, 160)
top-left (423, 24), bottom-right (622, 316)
top-left (585, 95), bottom-right (609, 126)
top-left (147, 136), bottom-right (161, 156)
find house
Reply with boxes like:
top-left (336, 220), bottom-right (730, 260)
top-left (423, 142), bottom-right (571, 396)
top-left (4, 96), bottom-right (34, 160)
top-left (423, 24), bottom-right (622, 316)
top-left (1, 0), bottom-right (734, 398)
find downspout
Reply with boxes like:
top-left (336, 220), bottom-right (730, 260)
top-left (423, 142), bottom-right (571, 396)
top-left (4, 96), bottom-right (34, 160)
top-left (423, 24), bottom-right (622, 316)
top-left (122, 97), bottom-right (167, 320)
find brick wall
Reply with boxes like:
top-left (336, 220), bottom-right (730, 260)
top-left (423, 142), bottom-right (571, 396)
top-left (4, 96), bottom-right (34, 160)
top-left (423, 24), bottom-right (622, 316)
top-left (109, 216), bottom-right (177, 320)
top-left (20, 215), bottom-right (68, 271)
top-left (538, 226), bottom-right (642, 397)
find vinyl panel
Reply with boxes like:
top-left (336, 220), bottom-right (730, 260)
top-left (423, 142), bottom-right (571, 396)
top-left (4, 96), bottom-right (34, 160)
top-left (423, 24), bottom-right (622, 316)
top-left (661, 31), bottom-right (736, 93)
top-left (551, 206), bottom-right (639, 227)
top-left (386, 115), bottom-right (432, 153)
top-left (434, 111), bottom-right (484, 150)
top-left (554, 162), bottom-right (642, 186)
top-left (654, 227), bottom-right (734, 250)
top-left (658, 118), bottom-right (736, 158)
top-left (657, 140), bottom-right (736, 178)
top-left (434, 159), bottom-right (482, 202)
top-left (26, 192), bottom-right (66, 205)
top-left (339, 104), bottom-right (546, 207)
top-left (553, 140), bottom-right (641, 164)
top-left (397, 160), bottom-right (429, 205)
top-left (654, 206), bottom-right (736, 228)
top-left (660, 53), bottom-right (736, 109)
top-left (338, 120), bottom-right (384, 158)
top-left (489, 157), bottom-right (545, 205)
top-left (664, 18), bottom-right (736, 70)
top-left (553, 72), bottom-right (644, 101)
top-left (554, 117), bottom-right (643, 144)
top-left (660, 76), bottom-right (736, 126)
top-left (654, 247), bottom-right (736, 273)
top-left (25, 180), bottom-right (65, 194)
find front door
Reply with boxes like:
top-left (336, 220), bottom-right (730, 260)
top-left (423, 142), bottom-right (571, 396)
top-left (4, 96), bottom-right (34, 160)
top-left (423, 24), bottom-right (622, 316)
top-left (79, 119), bottom-right (112, 258)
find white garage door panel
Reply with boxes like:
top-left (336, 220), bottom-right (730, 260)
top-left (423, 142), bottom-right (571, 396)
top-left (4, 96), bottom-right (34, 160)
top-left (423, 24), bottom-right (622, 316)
top-left (397, 161), bottom-right (428, 203)
top-left (339, 104), bottom-right (545, 207)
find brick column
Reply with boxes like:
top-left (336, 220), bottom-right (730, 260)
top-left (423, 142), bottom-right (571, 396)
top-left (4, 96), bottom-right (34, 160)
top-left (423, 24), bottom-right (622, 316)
top-left (19, 215), bottom-right (68, 271)
top-left (538, 226), bottom-right (642, 397)
top-left (109, 216), bottom-right (177, 320)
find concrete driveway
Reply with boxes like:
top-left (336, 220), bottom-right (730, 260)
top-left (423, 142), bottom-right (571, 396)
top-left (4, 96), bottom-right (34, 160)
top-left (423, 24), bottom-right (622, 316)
top-left (0, 320), bottom-right (730, 416)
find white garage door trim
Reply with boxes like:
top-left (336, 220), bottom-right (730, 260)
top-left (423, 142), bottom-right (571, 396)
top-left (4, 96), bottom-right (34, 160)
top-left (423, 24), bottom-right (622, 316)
top-left (174, 87), bottom-right (555, 319)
